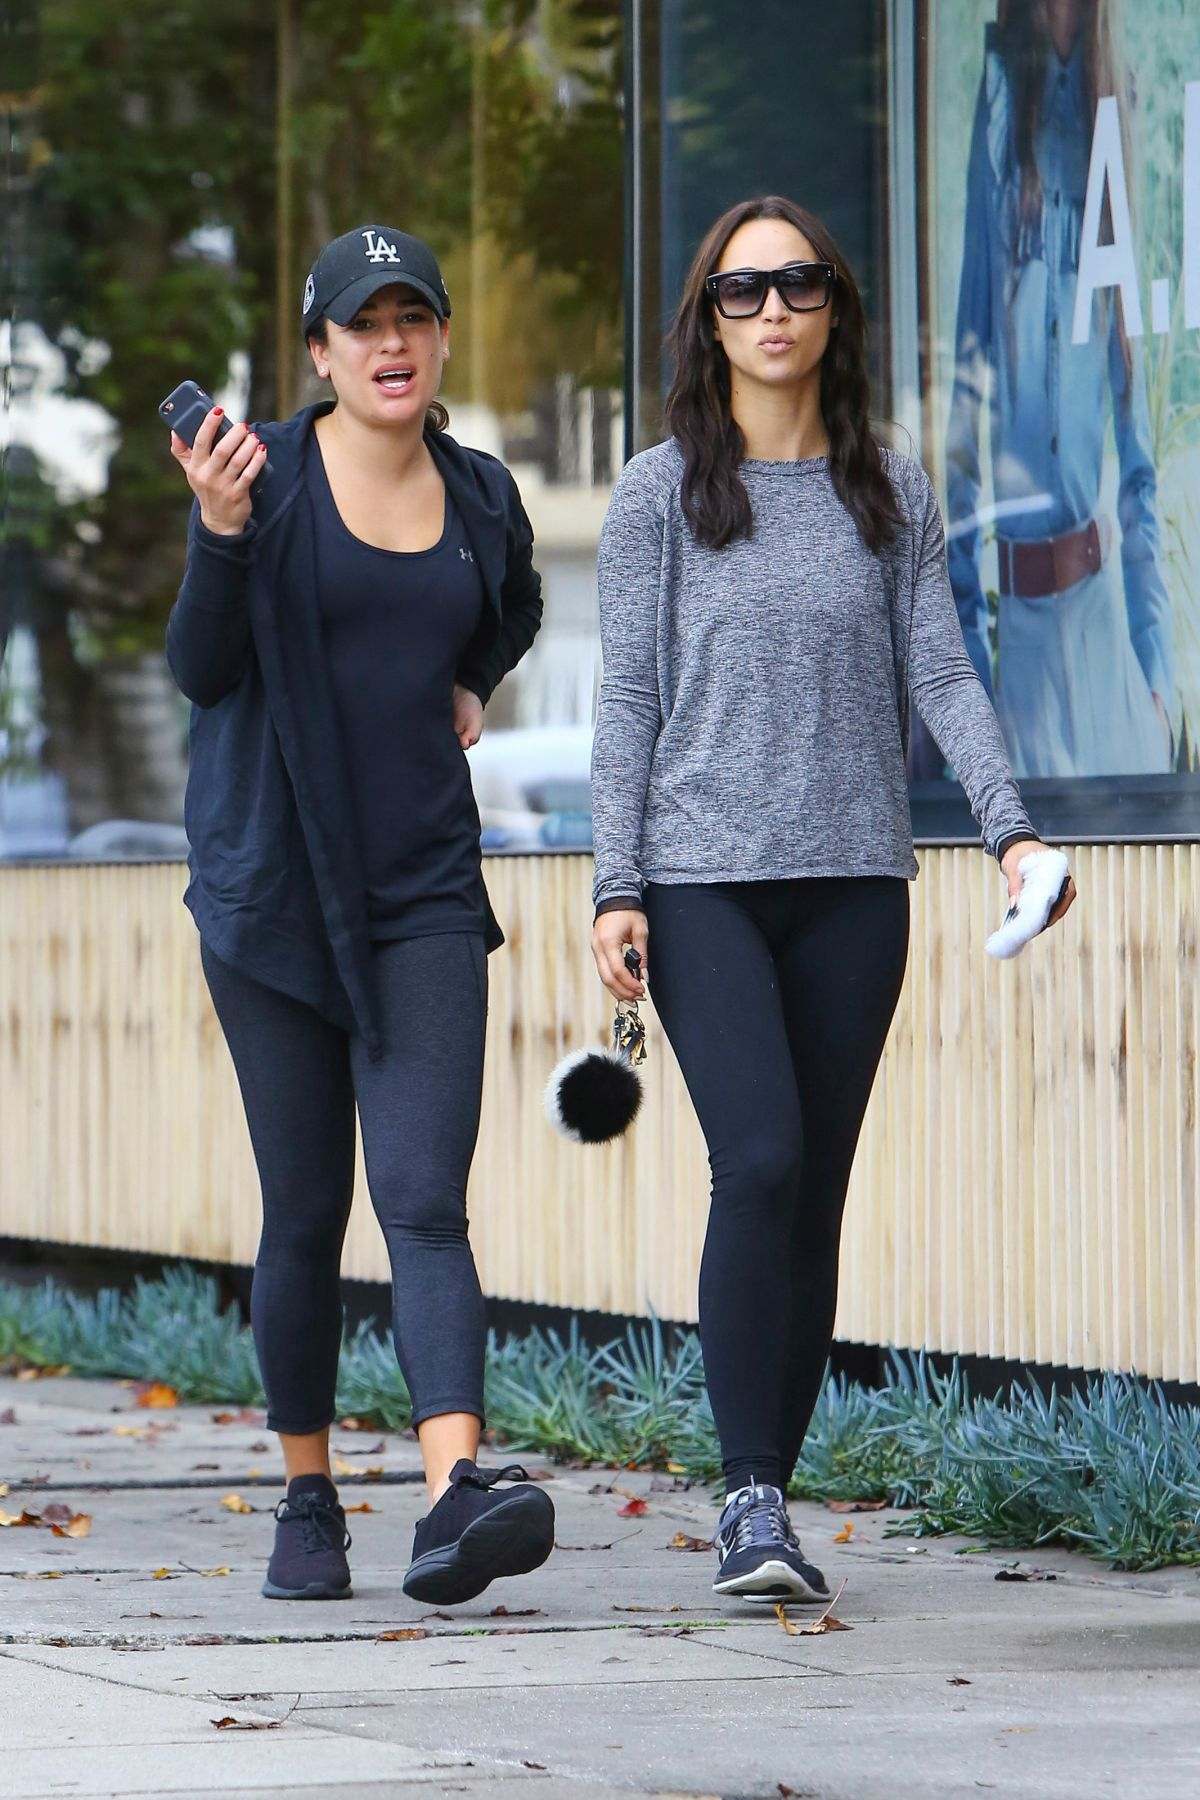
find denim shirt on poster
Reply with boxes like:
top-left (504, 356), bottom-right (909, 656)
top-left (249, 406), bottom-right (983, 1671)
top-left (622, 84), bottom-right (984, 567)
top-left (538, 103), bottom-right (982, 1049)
top-left (945, 26), bottom-right (1174, 712)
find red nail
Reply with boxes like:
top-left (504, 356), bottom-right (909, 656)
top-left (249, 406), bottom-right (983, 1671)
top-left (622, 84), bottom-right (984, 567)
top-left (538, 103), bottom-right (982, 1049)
top-left (212, 406), bottom-right (223, 416)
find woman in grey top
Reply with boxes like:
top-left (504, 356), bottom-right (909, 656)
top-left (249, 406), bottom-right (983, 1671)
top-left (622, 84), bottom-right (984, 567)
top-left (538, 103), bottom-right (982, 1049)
top-left (589, 195), bottom-right (1075, 1604)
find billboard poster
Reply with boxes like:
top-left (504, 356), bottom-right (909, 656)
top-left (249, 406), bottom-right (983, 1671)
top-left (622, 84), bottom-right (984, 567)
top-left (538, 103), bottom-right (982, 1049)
top-left (922, 0), bottom-right (1200, 807)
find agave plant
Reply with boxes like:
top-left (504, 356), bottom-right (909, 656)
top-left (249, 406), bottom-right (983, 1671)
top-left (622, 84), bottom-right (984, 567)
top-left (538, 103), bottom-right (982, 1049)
top-left (335, 1320), bottom-right (412, 1430)
top-left (3, 1269), bottom-right (1200, 1571)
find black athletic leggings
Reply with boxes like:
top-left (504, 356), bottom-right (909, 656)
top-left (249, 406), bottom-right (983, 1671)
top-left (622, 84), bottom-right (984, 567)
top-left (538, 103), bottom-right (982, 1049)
top-left (642, 877), bottom-right (910, 1494)
top-left (200, 932), bottom-right (489, 1436)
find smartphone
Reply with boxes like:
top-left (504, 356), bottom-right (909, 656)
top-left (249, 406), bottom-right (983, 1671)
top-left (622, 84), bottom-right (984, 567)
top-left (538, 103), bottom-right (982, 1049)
top-left (158, 380), bottom-right (273, 486)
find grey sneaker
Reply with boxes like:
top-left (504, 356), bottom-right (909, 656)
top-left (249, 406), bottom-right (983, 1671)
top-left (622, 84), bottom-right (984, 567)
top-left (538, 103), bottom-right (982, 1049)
top-left (712, 1481), bottom-right (830, 1602)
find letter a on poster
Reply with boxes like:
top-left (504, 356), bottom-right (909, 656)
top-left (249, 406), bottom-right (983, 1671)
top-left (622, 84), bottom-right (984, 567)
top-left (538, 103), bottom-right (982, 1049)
top-left (1073, 95), bottom-right (1144, 344)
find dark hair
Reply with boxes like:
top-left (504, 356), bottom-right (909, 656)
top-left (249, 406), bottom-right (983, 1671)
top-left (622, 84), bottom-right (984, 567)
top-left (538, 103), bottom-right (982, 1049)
top-left (998, 0), bottom-right (1132, 379)
top-left (304, 317), bottom-right (449, 432)
top-left (664, 195), bottom-right (900, 554)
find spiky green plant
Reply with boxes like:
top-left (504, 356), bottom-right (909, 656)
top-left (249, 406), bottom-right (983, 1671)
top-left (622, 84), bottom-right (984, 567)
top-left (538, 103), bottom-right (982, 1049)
top-left (2, 1269), bottom-right (1200, 1570)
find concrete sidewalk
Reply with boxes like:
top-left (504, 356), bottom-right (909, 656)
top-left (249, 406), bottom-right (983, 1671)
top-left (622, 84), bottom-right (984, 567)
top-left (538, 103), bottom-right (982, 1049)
top-left (1, 1371), bottom-right (1199, 1799)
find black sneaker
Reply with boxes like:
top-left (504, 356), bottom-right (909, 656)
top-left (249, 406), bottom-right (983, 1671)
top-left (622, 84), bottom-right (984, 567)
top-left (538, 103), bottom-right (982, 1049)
top-left (402, 1460), bottom-right (555, 1605)
top-left (261, 1473), bottom-right (353, 1600)
top-left (712, 1481), bottom-right (830, 1602)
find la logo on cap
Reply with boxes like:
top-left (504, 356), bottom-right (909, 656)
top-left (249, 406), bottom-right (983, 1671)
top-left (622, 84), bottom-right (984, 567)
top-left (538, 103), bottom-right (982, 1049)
top-left (361, 229), bottom-right (402, 265)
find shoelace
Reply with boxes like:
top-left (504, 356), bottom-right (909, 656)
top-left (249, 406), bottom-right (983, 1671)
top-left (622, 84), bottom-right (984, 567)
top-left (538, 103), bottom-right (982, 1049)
top-left (722, 1486), bottom-right (792, 1556)
top-left (274, 1491), bottom-right (352, 1554)
top-left (451, 1461), bottom-right (531, 1494)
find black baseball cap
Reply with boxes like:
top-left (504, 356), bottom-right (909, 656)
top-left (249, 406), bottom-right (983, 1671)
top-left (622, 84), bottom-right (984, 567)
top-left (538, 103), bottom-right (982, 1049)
top-left (301, 225), bottom-right (451, 337)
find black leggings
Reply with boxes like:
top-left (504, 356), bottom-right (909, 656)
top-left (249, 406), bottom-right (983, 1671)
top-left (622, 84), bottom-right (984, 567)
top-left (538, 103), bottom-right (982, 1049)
top-left (200, 932), bottom-right (489, 1436)
top-left (643, 877), bottom-right (910, 1494)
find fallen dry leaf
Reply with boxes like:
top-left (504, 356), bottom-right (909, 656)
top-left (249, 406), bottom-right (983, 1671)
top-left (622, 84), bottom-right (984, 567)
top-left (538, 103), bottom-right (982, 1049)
top-left (994, 1567), bottom-right (1057, 1583)
top-left (200, 1566), bottom-right (232, 1578)
top-left (665, 1462), bottom-right (687, 1475)
top-left (833, 1522), bottom-right (855, 1543)
top-left (775, 1577), bottom-right (852, 1637)
top-left (220, 1494), bottom-right (254, 1515)
top-left (489, 1605), bottom-right (542, 1617)
top-left (613, 1602), bottom-right (683, 1614)
top-left (0, 1408), bottom-right (16, 1425)
top-left (826, 1498), bottom-right (888, 1513)
top-left (0, 1509), bottom-right (42, 1528)
top-left (135, 1382), bottom-right (179, 1410)
top-left (113, 1425), bottom-right (149, 1438)
top-left (948, 1676), bottom-right (972, 1686)
top-left (331, 1456), bottom-right (356, 1478)
top-left (0, 1483), bottom-right (7, 1498)
top-left (51, 1513), bottom-right (92, 1539)
top-left (376, 1628), bottom-right (428, 1642)
top-left (775, 1603), bottom-right (853, 1637)
top-left (667, 1531), bottom-right (713, 1553)
top-left (35, 1570), bottom-right (64, 1579)
top-left (152, 1567), bottom-right (176, 1580)
top-left (617, 1497), bottom-right (649, 1517)
top-left (343, 1501), bottom-right (375, 1515)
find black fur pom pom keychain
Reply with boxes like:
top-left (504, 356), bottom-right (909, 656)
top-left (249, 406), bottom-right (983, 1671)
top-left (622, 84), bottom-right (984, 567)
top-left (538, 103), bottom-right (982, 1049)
top-left (544, 947), bottom-right (647, 1144)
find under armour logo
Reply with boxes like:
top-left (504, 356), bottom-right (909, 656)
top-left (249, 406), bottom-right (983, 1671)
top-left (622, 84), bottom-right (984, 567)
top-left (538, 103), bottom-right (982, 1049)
top-left (459, 546), bottom-right (474, 563)
top-left (361, 229), bottom-right (402, 265)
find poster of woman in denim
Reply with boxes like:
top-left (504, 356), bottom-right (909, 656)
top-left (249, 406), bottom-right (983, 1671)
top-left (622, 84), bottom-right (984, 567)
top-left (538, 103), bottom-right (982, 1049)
top-left (944, 0), bottom-right (1176, 778)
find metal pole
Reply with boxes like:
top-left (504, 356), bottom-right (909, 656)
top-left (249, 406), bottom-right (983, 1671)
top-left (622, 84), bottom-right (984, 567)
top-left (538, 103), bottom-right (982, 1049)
top-left (275, 0), bottom-right (297, 420)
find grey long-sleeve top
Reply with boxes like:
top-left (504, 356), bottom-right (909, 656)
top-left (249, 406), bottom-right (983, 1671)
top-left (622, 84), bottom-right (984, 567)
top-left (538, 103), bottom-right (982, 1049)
top-left (590, 440), bottom-right (1036, 911)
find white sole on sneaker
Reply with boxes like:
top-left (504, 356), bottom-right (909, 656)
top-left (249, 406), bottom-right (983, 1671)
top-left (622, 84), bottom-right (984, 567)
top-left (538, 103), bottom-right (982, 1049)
top-left (713, 1558), bottom-right (830, 1602)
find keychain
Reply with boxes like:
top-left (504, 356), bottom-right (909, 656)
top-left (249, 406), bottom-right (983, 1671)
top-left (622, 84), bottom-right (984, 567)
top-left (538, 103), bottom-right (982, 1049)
top-left (544, 946), bottom-right (647, 1144)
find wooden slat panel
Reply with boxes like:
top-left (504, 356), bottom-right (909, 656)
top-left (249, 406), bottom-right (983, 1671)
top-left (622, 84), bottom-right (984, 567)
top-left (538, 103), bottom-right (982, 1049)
top-left (0, 847), bottom-right (1196, 1381)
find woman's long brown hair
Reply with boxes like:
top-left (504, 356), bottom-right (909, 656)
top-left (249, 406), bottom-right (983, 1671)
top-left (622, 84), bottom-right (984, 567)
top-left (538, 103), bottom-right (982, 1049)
top-left (998, 0), bottom-right (1132, 374)
top-left (663, 195), bottom-right (900, 555)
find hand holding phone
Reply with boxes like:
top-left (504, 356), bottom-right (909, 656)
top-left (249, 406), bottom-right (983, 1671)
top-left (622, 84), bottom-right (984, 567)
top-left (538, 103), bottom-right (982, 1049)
top-left (160, 380), bottom-right (270, 537)
top-left (985, 849), bottom-right (1072, 959)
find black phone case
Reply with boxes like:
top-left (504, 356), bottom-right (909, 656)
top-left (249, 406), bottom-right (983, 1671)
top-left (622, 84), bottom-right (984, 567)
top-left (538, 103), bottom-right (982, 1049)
top-left (158, 380), bottom-right (273, 489)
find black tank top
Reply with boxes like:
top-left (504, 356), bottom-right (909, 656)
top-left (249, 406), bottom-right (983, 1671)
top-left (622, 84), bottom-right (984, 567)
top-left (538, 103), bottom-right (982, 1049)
top-left (307, 438), bottom-right (489, 943)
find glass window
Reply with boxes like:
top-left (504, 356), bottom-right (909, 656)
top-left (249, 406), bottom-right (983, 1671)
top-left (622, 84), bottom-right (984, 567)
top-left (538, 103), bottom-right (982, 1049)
top-left (632, 0), bottom-right (1200, 842)
top-left (1, 0), bottom-right (623, 860)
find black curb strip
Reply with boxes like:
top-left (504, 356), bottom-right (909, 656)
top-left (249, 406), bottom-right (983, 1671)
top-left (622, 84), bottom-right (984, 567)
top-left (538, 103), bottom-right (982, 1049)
top-left (4, 1472), bottom-right (428, 1493)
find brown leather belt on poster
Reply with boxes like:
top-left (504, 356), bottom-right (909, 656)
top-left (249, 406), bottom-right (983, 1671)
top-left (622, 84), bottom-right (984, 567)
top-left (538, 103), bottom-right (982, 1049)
top-left (997, 515), bottom-right (1112, 599)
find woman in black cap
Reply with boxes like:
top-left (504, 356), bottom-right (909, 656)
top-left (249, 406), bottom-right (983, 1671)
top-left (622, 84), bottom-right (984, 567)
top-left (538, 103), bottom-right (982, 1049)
top-left (166, 224), bottom-right (554, 1606)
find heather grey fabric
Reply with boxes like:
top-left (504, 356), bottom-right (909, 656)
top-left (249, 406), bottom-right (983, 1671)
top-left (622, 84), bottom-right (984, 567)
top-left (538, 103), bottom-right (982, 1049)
top-left (590, 440), bottom-right (1035, 910)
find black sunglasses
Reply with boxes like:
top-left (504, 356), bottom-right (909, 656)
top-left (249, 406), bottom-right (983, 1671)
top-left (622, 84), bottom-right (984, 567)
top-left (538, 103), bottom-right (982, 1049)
top-left (704, 261), bottom-right (836, 319)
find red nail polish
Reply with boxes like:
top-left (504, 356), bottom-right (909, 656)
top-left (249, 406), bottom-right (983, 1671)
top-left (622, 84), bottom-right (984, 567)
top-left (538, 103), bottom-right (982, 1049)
top-left (212, 406), bottom-right (223, 416)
